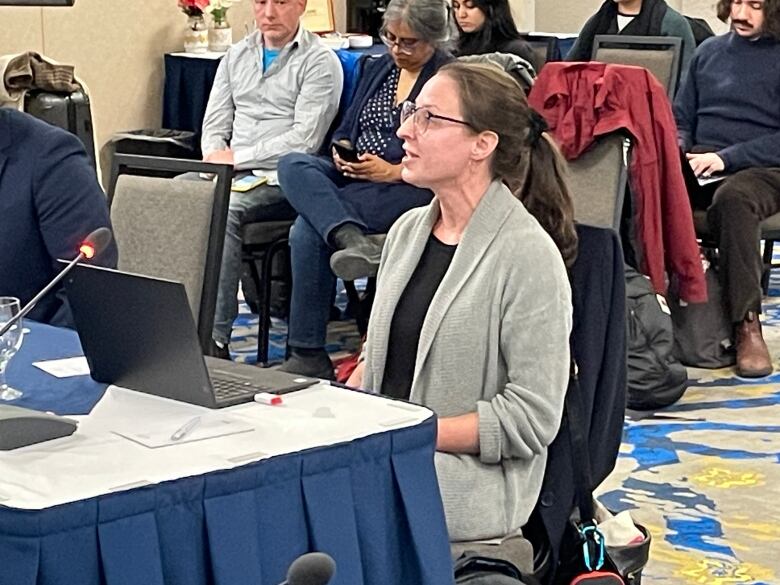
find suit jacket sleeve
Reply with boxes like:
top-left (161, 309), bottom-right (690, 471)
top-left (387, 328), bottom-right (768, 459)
top-left (34, 128), bottom-right (118, 324)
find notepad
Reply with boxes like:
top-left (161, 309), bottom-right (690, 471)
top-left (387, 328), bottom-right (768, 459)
top-left (231, 175), bottom-right (268, 192)
top-left (113, 416), bottom-right (254, 448)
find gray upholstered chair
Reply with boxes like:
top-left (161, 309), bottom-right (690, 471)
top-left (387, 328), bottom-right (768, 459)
top-left (592, 35), bottom-right (682, 98)
top-left (519, 34), bottom-right (560, 73)
top-left (567, 133), bottom-right (631, 232)
top-left (693, 209), bottom-right (780, 295)
top-left (107, 154), bottom-right (232, 354)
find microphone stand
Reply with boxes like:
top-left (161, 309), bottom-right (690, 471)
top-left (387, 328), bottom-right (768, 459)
top-left (0, 251), bottom-right (86, 338)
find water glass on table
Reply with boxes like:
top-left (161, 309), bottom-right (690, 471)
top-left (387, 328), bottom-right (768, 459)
top-left (0, 297), bottom-right (23, 401)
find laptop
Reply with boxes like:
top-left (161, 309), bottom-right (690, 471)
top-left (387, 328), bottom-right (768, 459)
top-left (62, 264), bottom-right (318, 408)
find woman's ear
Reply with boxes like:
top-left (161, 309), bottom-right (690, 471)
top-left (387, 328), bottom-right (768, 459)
top-left (471, 130), bottom-right (499, 162)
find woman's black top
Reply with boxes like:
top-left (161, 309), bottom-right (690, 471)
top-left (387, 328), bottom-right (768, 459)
top-left (382, 234), bottom-right (458, 400)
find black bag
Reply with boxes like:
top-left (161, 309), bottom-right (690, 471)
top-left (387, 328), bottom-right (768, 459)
top-left (684, 16), bottom-right (715, 46)
top-left (625, 266), bottom-right (688, 410)
top-left (25, 89), bottom-right (96, 170)
top-left (668, 249), bottom-right (735, 368)
top-left (554, 362), bottom-right (651, 585)
top-left (454, 552), bottom-right (539, 584)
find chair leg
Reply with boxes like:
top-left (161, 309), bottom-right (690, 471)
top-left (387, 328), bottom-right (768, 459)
top-left (342, 278), bottom-right (376, 337)
top-left (257, 239), bottom-right (289, 367)
top-left (761, 239), bottom-right (774, 295)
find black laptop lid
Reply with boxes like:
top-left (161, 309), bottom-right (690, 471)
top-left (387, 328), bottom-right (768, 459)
top-left (64, 264), bottom-right (217, 407)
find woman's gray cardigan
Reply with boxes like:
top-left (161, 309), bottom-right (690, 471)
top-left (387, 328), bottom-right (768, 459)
top-left (363, 181), bottom-right (573, 542)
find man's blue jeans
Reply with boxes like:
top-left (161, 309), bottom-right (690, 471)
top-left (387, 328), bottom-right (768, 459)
top-left (279, 153), bottom-right (432, 348)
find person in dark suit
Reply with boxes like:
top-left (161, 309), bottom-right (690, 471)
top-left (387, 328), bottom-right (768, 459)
top-left (276, 0), bottom-right (453, 378)
top-left (0, 108), bottom-right (118, 326)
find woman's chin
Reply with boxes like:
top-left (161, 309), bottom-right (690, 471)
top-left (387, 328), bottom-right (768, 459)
top-left (401, 165), bottom-right (424, 188)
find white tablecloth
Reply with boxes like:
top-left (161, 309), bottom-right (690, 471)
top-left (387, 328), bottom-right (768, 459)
top-left (0, 384), bottom-right (432, 510)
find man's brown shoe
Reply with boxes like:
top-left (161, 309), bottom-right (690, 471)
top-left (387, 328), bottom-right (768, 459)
top-left (735, 311), bottom-right (773, 378)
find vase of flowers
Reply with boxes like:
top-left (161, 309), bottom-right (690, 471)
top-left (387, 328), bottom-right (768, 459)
top-left (180, 0), bottom-right (210, 53)
top-left (206, 0), bottom-right (237, 52)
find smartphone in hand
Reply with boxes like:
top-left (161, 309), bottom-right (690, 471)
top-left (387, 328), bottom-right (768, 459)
top-left (333, 141), bottom-right (360, 163)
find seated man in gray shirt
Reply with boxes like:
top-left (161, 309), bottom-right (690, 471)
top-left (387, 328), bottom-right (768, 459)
top-left (200, 0), bottom-right (343, 356)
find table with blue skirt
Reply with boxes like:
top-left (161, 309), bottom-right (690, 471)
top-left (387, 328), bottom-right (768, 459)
top-left (0, 321), bottom-right (454, 585)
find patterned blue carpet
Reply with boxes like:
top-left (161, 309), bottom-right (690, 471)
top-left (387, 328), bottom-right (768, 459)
top-left (227, 273), bottom-right (780, 583)
top-left (598, 269), bottom-right (780, 584)
top-left (228, 279), bottom-right (362, 365)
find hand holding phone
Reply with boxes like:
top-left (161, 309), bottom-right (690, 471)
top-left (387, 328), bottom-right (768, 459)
top-left (333, 140), bottom-right (360, 164)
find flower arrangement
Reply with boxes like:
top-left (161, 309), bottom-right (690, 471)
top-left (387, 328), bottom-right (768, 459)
top-left (204, 0), bottom-right (238, 27)
top-left (178, 0), bottom-right (209, 18)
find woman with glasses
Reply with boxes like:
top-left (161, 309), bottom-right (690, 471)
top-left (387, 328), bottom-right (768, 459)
top-left (276, 0), bottom-right (453, 378)
top-left (452, 0), bottom-right (534, 65)
top-left (348, 62), bottom-right (575, 567)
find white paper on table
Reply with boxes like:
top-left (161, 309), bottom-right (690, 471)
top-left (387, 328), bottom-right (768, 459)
top-left (32, 356), bottom-right (90, 378)
top-left (114, 415), bottom-right (255, 448)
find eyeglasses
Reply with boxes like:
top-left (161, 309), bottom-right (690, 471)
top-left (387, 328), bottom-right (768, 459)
top-left (400, 101), bottom-right (473, 134)
top-left (379, 28), bottom-right (422, 55)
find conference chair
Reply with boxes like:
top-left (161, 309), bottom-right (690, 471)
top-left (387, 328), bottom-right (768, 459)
top-left (591, 35), bottom-right (682, 98)
top-left (519, 34), bottom-right (560, 73)
top-left (567, 132), bottom-right (631, 232)
top-left (107, 154), bottom-right (232, 355)
top-left (693, 209), bottom-right (780, 295)
top-left (523, 224), bottom-right (627, 584)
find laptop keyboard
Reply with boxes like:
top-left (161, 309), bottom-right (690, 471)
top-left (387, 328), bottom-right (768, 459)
top-left (211, 376), bottom-right (273, 401)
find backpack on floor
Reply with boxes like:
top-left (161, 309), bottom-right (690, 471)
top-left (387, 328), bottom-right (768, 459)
top-left (668, 249), bottom-right (736, 369)
top-left (625, 266), bottom-right (688, 410)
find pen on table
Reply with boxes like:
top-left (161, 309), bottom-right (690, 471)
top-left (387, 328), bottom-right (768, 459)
top-left (170, 416), bottom-right (202, 441)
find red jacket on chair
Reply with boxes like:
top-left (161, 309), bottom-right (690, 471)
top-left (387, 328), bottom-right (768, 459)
top-left (528, 61), bottom-right (706, 303)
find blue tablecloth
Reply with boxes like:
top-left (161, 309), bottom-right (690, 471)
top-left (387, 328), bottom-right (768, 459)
top-left (0, 322), bottom-right (454, 585)
top-left (6, 321), bottom-right (105, 415)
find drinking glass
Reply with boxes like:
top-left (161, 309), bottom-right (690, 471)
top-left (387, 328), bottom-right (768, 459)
top-left (0, 297), bottom-right (23, 401)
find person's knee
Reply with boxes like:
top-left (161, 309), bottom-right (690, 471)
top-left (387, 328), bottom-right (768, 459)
top-left (278, 152), bottom-right (313, 182)
top-left (289, 218), bottom-right (320, 250)
top-left (709, 184), bottom-right (754, 221)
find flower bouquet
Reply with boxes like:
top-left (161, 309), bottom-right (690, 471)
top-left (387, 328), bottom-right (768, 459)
top-left (179, 0), bottom-right (210, 18)
top-left (204, 0), bottom-right (238, 27)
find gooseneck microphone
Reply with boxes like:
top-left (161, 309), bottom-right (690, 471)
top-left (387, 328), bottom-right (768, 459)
top-left (280, 552), bottom-right (336, 585)
top-left (0, 227), bottom-right (113, 337)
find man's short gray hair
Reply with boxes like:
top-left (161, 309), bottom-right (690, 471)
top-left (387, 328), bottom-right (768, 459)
top-left (383, 0), bottom-right (455, 48)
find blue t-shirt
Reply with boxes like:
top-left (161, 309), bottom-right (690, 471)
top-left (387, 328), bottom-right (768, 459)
top-left (263, 48), bottom-right (280, 71)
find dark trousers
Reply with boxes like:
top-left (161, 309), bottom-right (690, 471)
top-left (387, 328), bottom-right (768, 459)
top-left (688, 167), bottom-right (780, 323)
top-left (278, 153), bottom-right (432, 348)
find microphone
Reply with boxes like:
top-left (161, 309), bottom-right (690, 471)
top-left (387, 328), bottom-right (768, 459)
top-left (279, 552), bottom-right (336, 585)
top-left (0, 227), bottom-right (112, 337)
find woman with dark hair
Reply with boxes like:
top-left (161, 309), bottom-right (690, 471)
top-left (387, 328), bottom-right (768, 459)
top-left (276, 0), bottom-right (453, 379)
top-left (452, 0), bottom-right (535, 64)
top-left (347, 62), bottom-right (575, 565)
